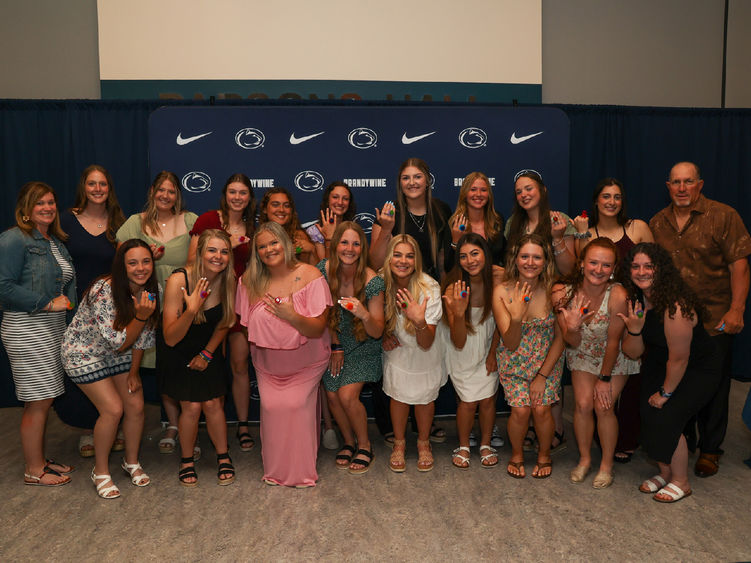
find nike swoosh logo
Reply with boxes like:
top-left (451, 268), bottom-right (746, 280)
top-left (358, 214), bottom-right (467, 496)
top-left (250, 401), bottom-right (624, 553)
top-left (290, 131), bottom-right (325, 144)
top-left (510, 131), bottom-right (543, 144)
top-left (176, 131), bottom-right (212, 145)
top-left (402, 131), bottom-right (436, 144)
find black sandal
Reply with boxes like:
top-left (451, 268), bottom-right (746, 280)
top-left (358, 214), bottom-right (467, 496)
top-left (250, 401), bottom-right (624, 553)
top-left (179, 456), bottom-right (198, 488)
top-left (348, 448), bottom-right (375, 475)
top-left (217, 452), bottom-right (235, 485)
top-left (336, 444), bottom-right (356, 469)
top-left (236, 422), bottom-right (255, 452)
top-left (523, 426), bottom-right (537, 452)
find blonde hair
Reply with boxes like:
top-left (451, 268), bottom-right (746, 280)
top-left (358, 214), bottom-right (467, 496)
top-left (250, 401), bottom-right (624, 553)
top-left (449, 171), bottom-right (503, 241)
top-left (188, 229), bottom-right (236, 327)
top-left (503, 233), bottom-right (557, 296)
top-left (381, 234), bottom-right (433, 338)
top-left (242, 221), bottom-right (297, 299)
top-left (327, 222), bottom-right (369, 341)
top-left (142, 171), bottom-right (185, 237)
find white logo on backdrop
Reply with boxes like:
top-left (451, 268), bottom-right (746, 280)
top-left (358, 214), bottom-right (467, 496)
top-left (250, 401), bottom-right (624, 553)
top-left (290, 131), bottom-right (325, 145)
top-left (294, 170), bottom-right (325, 192)
top-left (181, 171), bottom-right (212, 193)
top-left (429, 173), bottom-right (436, 190)
top-left (176, 131), bottom-right (212, 146)
top-left (510, 131), bottom-right (544, 144)
top-left (353, 212), bottom-right (376, 234)
top-left (235, 128), bottom-right (265, 149)
top-left (348, 127), bottom-right (378, 149)
top-left (401, 131), bottom-right (436, 144)
top-left (458, 127), bottom-right (487, 149)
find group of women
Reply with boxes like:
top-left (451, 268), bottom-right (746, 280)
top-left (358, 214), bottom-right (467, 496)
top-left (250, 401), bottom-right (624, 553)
top-left (0, 159), bottom-right (721, 503)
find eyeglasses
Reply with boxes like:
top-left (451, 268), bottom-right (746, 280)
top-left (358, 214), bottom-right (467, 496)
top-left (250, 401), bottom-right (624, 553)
top-left (669, 179), bottom-right (698, 187)
top-left (514, 169), bottom-right (543, 183)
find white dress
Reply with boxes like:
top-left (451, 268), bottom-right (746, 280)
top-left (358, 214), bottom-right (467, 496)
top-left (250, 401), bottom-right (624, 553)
top-left (441, 307), bottom-right (499, 402)
top-left (382, 275), bottom-right (444, 405)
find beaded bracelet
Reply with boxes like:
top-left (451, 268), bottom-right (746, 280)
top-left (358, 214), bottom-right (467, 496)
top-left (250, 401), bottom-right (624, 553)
top-left (199, 349), bottom-right (213, 362)
top-left (573, 231), bottom-right (592, 239)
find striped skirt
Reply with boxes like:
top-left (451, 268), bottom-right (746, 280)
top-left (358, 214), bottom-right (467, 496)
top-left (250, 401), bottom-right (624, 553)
top-left (1, 311), bottom-right (66, 401)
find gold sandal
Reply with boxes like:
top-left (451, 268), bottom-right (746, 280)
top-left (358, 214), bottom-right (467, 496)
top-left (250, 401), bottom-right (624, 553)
top-left (416, 439), bottom-right (434, 472)
top-left (389, 439), bottom-right (406, 473)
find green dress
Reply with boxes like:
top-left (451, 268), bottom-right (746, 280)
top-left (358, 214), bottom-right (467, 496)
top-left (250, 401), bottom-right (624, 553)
top-left (317, 260), bottom-right (384, 392)
top-left (116, 212), bottom-right (198, 368)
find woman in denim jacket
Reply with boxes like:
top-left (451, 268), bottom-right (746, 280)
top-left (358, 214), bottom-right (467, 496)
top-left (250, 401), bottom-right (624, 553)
top-left (0, 182), bottom-right (77, 487)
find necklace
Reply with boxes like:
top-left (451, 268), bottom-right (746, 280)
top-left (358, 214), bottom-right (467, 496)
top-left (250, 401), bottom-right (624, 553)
top-left (408, 211), bottom-right (426, 232)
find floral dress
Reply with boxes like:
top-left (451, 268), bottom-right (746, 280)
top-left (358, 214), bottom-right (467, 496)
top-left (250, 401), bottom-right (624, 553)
top-left (496, 312), bottom-right (562, 407)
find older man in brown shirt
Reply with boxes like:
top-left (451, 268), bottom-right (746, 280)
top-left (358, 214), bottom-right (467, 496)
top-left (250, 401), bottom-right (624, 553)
top-left (650, 161), bottom-right (751, 478)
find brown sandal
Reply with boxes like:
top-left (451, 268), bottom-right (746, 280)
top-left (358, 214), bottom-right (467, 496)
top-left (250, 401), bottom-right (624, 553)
top-left (416, 439), bottom-right (434, 472)
top-left (389, 439), bottom-right (406, 473)
top-left (507, 460), bottom-right (525, 479)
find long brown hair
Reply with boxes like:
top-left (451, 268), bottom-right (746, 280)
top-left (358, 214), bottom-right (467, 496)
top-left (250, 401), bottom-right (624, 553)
top-left (441, 233), bottom-right (494, 333)
top-left (142, 171), bottom-right (185, 237)
top-left (94, 238), bottom-right (159, 330)
top-left (395, 158), bottom-right (444, 268)
top-left (449, 172), bottom-right (503, 242)
top-left (258, 187), bottom-right (301, 241)
top-left (503, 233), bottom-right (557, 295)
top-left (15, 181), bottom-right (67, 240)
top-left (327, 222), bottom-right (369, 341)
top-left (219, 173), bottom-right (255, 239)
top-left (72, 164), bottom-right (126, 244)
top-left (506, 171), bottom-right (553, 252)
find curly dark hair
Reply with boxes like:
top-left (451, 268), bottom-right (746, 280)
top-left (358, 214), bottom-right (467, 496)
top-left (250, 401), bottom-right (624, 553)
top-left (318, 181), bottom-right (356, 221)
top-left (618, 242), bottom-right (705, 322)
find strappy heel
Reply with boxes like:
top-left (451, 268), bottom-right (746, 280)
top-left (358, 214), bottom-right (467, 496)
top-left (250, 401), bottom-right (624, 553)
top-left (217, 452), bottom-right (235, 486)
top-left (91, 469), bottom-right (120, 499)
top-left (121, 459), bottom-right (150, 487)
top-left (179, 456), bottom-right (198, 487)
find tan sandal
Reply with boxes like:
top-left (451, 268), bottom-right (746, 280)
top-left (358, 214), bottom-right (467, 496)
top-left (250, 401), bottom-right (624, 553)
top-left (416, 439), bottom-right (434, 472)
top-left (389, 439), bottom-right (406, 473)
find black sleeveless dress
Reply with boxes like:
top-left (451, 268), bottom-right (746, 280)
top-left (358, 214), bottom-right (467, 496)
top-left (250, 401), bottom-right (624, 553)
top-left (158, 269), bottom-right (227, 402)
top-left (640, 309), bottom-right (721, 464)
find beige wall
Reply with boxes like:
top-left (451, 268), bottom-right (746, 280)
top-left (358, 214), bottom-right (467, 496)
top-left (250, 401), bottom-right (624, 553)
top-left (97, 0), bottom-right (542, 84)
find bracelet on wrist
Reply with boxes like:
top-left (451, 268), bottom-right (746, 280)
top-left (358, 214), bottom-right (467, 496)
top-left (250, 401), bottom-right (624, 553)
top-left (659, 386), bottom-right (673, 398)
top-left (536, 371), bottom-right (548, 379)
top-left (199, 349), bottom-right (213, 362)
top-left (415, 323), bottom-right (429, 331)
top-left (331, 343), bottom-right (343, 351)
top-left (135, 315), bottom-right (148, 322)
top-left (627, 329), bottom-right (642, 336)
top-left (573, 231), bottom-right (592, 240)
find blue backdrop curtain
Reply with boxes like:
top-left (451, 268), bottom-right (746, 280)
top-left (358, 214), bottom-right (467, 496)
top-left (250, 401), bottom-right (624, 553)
top-left (2, 100), bottom-right (750, 406)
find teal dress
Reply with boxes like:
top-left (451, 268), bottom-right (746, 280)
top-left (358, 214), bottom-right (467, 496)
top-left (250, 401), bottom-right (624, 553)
top-left (317, 260), bottom-right (384, 392)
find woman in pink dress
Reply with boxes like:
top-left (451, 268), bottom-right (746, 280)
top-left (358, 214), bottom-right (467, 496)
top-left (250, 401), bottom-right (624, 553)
top-left (235, 221), bottom-right (332, 487)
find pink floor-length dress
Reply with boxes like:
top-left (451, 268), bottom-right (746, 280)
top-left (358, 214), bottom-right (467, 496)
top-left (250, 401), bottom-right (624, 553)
top-left (236, 276), bottom-right (332, 487)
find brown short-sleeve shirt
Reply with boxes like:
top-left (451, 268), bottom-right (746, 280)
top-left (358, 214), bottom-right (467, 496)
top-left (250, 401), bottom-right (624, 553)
top-left (650, 195), bottom-right (751, 334)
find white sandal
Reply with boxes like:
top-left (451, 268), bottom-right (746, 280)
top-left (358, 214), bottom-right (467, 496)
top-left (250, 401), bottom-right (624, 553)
top-left (91, 469), bottom-right (120, 499)
top-left (159, 425), bottom-right (178, 454)
top-left (480, 445), bottom-right (499, 468)
top-left (653, 483), bottom-right (692, 503)
top-left (121, 459), bottom-right (151, 487)
top-left (639, 474), bottom-right (667, 494)
top-left (452, 446), bottom-right (471, 469)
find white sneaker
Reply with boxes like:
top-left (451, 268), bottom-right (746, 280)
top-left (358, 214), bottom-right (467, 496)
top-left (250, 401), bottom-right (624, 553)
top-left (322, 428), bottom-right (339, 450)
top-left (491, 425), bottom-right (505, 448)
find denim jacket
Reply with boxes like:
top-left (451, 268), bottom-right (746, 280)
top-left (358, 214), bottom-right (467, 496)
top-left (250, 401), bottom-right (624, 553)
top-left (0, 227), bottom-right (77, 313)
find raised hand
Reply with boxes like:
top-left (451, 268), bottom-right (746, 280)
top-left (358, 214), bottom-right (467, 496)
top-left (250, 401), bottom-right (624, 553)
top-left (396, 287), bottom-right (428, 327)
top-left (375, 200), bottom-right (396, 232)
top-left (559, 293), bottom-right (594, 332)
top-left (150, 243), bottom-right (165, 261)
top-left (132, 289), bottom-right (157, 320)
top-left (338, 297), bottom-right (367, 319)
top-left (321, 208), bottom-right (338, 240)
top-left (442, 280), bottom-right (469, 319)
top-left (550, 211), bottom-right (566, 240)
top-left (505, 281), bottom-right (532, 321)
top-left (451, 213), bottom-right (468, 243)
top-left (263, 293), bottom-right (296, 322)
top-left (616, 299), bottom-right (646, 335)
top-left (181, 277), bottom-right (210, 314)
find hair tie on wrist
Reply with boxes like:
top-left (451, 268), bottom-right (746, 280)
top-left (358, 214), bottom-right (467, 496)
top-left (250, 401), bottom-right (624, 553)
top-left (135, 315), bottom-right (148, 322)
top-left (627, 329), bottom-right (642, 336)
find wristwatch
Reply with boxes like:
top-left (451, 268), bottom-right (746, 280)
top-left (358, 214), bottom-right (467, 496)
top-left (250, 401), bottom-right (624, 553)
top-left (659, 386), bottom-right (673, 398)
top-left (597, 374), bottom-right (612, 382)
